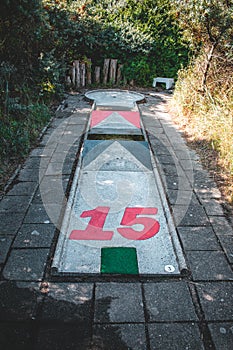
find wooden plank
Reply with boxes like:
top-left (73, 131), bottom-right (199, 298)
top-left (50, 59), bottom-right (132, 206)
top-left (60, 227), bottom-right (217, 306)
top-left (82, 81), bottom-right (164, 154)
top-left (74, 60), bottom-right (80, 88)
top-left (103, 58), bottom-right (110, 84)
top-left (71, 63), bottom-right (76, 85)
top-left (95, 66), bottom-right (100, 84)
top-left (117, 64), bottom-right (123, 84)
top-left (86, 58), bottom-right (92, 85)
top-left (80, 62), bottom-right (86, 87)
top-left (109, 59), bottom-right (117, 84)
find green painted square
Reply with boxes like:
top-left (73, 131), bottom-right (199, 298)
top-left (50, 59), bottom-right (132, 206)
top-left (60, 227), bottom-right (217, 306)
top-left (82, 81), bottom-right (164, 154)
top-left (101, 247), bottom-right (139, 274)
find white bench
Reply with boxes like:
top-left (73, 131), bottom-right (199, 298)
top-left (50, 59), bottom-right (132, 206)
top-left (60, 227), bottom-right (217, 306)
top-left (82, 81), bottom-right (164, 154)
top-left (152, 77), bottom-right (174, 90)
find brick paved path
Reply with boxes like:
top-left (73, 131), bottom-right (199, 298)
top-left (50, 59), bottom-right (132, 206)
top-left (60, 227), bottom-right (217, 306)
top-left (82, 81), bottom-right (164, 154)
top-left (0, 92), bottom-right (232, 349)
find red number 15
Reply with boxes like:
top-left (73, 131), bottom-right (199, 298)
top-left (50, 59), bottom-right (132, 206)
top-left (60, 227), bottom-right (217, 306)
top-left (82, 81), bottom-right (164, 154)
top-left (69, 207), bottom-right (160, 241)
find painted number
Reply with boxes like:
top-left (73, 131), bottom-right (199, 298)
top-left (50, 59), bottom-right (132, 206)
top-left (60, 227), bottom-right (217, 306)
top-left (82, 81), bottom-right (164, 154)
top-left (117, 207), bottom-right (160, 240)
top-left (69, 206), bottom-right (160, 241)
top-left (69, 207), bottom-right (114, 240)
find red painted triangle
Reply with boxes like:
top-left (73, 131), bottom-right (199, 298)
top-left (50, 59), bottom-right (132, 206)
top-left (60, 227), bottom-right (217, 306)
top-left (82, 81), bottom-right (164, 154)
top-left (90, 110), bottom-right (141, 128)
top-left (90, 111), bottom-right (112, 127)
top-left (117, 111), bottom-right (141, 128)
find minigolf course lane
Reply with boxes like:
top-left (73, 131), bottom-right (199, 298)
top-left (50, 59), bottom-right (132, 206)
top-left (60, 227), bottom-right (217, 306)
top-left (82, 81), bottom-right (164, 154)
top-left (52, 90), bottom-right (187, 276)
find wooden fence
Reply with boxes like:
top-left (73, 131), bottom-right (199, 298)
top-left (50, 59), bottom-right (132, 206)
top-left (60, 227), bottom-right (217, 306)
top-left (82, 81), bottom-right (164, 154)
top-left (66, 58), bottom-right (124, 88)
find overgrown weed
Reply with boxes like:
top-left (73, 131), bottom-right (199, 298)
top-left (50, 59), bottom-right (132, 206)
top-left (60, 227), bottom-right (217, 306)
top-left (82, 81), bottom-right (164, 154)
top-left (170, 53), bottom-right (233, 204)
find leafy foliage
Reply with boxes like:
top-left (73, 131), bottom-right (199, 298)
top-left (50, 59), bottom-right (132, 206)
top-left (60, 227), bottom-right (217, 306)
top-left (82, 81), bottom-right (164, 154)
top-left (172, 0), bottom-right (233, 88)
top-left (0, 0), bottom-right (190, 170)
top-left (0, 103), bottom-right (51, 160)
top-left (171, 0), bottom-right (233, 203)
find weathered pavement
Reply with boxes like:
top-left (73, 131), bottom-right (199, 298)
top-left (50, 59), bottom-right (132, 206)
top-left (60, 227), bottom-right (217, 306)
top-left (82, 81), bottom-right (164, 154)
top-left (0, 91), bottom-right (233, 349)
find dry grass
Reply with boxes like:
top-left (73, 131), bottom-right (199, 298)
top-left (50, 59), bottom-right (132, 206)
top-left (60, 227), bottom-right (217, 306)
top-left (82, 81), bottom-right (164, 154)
top-left (170, 53), bottom-right (233, 205)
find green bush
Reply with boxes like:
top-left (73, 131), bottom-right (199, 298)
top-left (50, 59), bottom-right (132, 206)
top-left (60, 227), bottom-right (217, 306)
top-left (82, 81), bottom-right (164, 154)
top-left (0, 103), bottom-right (51, 161)
top-left (122, 56), bottom-right (156, 86)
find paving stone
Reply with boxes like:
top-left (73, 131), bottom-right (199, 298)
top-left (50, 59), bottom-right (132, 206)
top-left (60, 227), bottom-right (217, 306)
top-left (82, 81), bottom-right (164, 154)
top-left (32, 176), bottom-right (69, 204)
top-left (0, 235), bottom-right (14, 264)
top-left (13, 223), bottom-right (56, 248)
top-left (193, 171), bottom-right (221, 201)
top-left (55, 138), bottom-right (83, 153)
top-left (208, 322), bottom-right (233, 350)
top-left (7, 181), bottom-right (38, 197)
top-left (93, 324), bottom-right (147, 350)
top-left (162, 121), bottom-right (182, 132)
top-left (0, 281), bottom-right (41, 321)
top-left (24, 204), bottom-right (51, 224)
top-left (174, 197), bottom-right (209, 227)
top-left (23, 156), bottom-right (50, 169)
top-left (196, 282), bottom-right (233, 320)
top-left (149, 137), bottom-right (170, 150)
top-left (160, 164), bottom-right (178, 176)
top-left (148, 323), bottom-right (204, 350)
top-left (0, 195), bottom-right (31, 213)
top-left (23, 203), bottom-right (63, 226)
top-left (17, 167), bottom-right (45, 182)
top-left (39, 137), bottom-right (57, 148)
top-left (150, 144), bottom-right (173, 158)
top-left (158, 115), bottom-right (174, 123)
top-left (35, 323), bottom-right (91, 350)
top-left (0, 212), bottom-right (25, 235)
top-left (162, 174), bottom-right (190, 191)
top-left (67, 113), bottom-right (89, 125)
top-left (94, 283), bottom-right (144, 323)
top-left (39, 283), bottom-right (93, 322)
top-left (145, 126), bottom-right (164, 136)
top-left (218, 235), bottom-right (233, 263)
top-left (41, 130), bottom-right (65, 145)
top-left (142, 119), bottom-right (160, 128)
top-left (210, 216), bottom-right (233, 236)
top-left (169, 142), bottom-right (188, 152)
top-left (155, 154), bottom-right (175, 164)
top-left (3, 248), bottom-right (49, 281)
top-left (55, 109), bottom-right (72, 118)
top-left (0, 322), bottom-right (33, 350)
top-left (201, 199), bottom-right (224, 216)
top-left (143, 282), bottom-right (197, 322)
top-left (29, 147), bottom-right (54, 158)
top-left (65, 124), bottom-right (88, 134)
top-left (50, 151), bottom-right (76, 163)
top-left (174, 149), bottom-right (199, 161)
top-left (195, 186), bottom-right (222, 200)
top-left (161, 174), bottom-right (180, 190)
top-left (141, 118), bottom-right (162, 129)
top-left (155, 134), bottom-right (171, 146)
top-left (178, 226), bottom-right (220, 250)
top-left (45, 161), bottom-right (73, 176)
top-left (186, 251), bottom-right (233, 281)
top-left (193, 169), bottom-right (215, 185)
top-left (52, 113), bottom-right (69, 124)
top-left (174, 149), bottom-right (193, 160)
top-left (33, 180), bottom-right (66, 205)
top-left (58, 132), bottom-right (84, 145)
top-left (65, 120), bottom-right (87, 131)
top-left (167, 189), bottom-right (194, 206)
top-left (179, 158), bottom-right (197, 171)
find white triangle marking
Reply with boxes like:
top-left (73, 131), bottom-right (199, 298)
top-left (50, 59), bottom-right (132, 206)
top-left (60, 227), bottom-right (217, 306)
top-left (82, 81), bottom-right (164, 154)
top-left (83, 141), bottom-right (149, 171)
